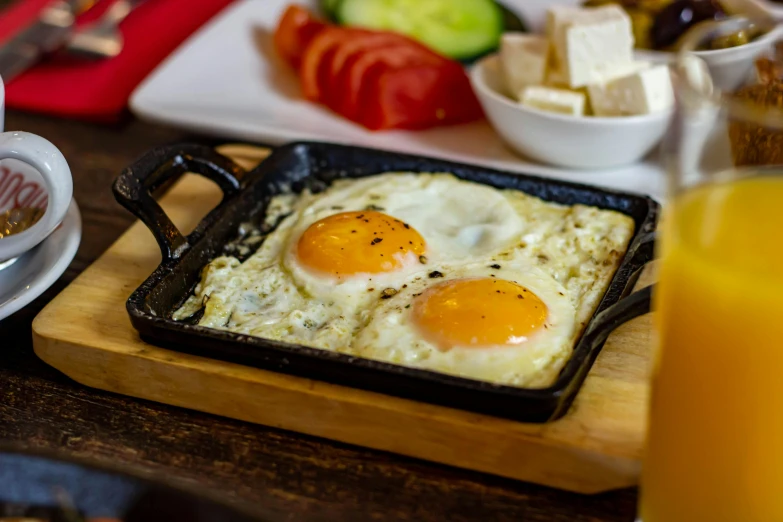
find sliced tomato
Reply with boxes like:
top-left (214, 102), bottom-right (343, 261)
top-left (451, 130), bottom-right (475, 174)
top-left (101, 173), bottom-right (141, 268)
top-left (323, 32), bottom-right (409, 96)
top-left (300, 27), bottom-right (367, 102)
top-left (360, 62), bottom-right (484, 130)
top-left (325, 35), bottom-right (447, 113)
top-left (334, 44), bottom-right (445, 120)
top-left (273, 5), bottom-right (327, 70)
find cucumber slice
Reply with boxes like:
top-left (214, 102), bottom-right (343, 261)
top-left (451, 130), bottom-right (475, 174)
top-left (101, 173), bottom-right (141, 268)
top-left (335, 0), bottom-right (503, 60)
top-left (321, 0), bottom-right (342, 21)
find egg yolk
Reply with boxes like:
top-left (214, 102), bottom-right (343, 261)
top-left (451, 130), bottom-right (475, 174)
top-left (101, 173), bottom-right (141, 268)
top-left (412, 278), bottom-right (548, 349)
top-left (296, 211), bottom-right (427, 277)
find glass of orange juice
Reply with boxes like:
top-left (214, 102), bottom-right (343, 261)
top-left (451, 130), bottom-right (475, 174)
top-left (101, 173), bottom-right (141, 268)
top-left (639, 21), bottom-right (783, 522)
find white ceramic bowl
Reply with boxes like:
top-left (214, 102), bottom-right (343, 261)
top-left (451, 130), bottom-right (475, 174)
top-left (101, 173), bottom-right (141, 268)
top-left (469, 54), bottom-right (672, 170)
top-left (635, 22), bottom-right (783, 92)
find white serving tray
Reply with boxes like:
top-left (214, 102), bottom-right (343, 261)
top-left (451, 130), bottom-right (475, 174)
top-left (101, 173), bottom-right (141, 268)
top-left (130, 0), bottom-right (665, 200)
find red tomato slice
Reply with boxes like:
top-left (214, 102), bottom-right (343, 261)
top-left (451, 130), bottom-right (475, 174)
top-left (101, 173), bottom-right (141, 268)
top-left (300, 27), bottom-right (367, 102)
top-left (360, 62), bottom-right (484, 131)
top-left (273, 5), bottom-right (327, 70)
top-left (326, 36), bottom-right (447, 113)
top-left (335, 44), bottom-right (444, 120)
top-left (327, 31), bottom-right (407, 97)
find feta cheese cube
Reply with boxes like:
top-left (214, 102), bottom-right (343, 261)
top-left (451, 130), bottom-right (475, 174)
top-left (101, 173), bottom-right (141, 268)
top-left (546, 5), bottom-right (585, 41)
top-left (546, 5), bottom-right (588, 75)
top-left (545, 64), bottom-right (569, 87)
top-left (500, 33), bottom-right (550, 96)
top-left (551, 5), bottom-right (635, 88)
top-left (520, 86), bottom-right (586, 116)
top-left (588, 64), bottom-right (674, 116)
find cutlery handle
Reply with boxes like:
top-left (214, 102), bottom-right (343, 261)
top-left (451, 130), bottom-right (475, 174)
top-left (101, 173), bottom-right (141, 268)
top-left (113, 144), bottom-right (243, 261)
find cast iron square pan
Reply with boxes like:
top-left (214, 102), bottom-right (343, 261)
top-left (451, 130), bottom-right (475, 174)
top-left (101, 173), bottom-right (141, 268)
top-left (114, 141), bottom-right (659, 423)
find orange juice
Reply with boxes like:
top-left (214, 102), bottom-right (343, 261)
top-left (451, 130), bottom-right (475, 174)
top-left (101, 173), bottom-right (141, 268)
top-left (640, 175), bottom-right (783, 521)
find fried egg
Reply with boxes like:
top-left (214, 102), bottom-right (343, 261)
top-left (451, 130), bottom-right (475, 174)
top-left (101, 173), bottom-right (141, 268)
top-left (283, 209), bottom-right (430, 302)
top-left (350, 263), bottom-right (576, 387)
top-left (174, 172), bottom-right (635, 387)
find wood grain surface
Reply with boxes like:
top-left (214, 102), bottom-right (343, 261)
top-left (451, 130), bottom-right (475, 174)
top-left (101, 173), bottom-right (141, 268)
top-left (2, 110), bottom-right (640, 521)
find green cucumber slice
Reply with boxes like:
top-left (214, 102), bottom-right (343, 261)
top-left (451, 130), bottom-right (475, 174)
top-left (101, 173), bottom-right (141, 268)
top-left (321, 0), bottom-right (343, 21)
top-left (335, 0), bottom-right (504, 60)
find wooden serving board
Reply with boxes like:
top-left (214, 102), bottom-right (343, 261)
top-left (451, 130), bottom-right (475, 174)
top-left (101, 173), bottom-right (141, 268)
top-left (32, 145), bottom-right (654, 494)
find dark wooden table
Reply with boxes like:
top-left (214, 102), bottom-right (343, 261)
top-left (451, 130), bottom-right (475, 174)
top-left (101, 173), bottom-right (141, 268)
top-left (0, 110), bottom-right (637, 522)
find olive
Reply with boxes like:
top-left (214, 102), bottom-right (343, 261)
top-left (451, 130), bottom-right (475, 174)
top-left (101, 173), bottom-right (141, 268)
top-left (627, 8), bottom-right (655, 48)
top-left (638, 0), bottom-right (675, 13)
top-left (706, 25), bottom-right (763, 49)
top-left (650, 0), bottom-right (726, 50)
top-left (583, 0), bottom-right (622, 7)
top-left (708, 29), bottom-right (750, 49)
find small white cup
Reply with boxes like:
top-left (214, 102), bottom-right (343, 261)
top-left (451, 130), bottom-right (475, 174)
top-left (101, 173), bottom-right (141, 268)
top-left (0, 78), bottom-right (73, 263)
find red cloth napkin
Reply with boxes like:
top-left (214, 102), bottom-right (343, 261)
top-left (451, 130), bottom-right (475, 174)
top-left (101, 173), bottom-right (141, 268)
top-left (0, 0), bottom-right (235, 122)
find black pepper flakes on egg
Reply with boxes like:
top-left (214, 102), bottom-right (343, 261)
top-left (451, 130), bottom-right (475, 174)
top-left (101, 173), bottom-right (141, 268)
top-left (428, 271), bottom-right (444, 278)
top-left (371, 238), bottom-right (383, 245)
top-left (381, 288), bottom-right (398, 299)
top-left (490, 264), bottom-right (501, 269)
top-left (419, 255), bottom-right (428, 264)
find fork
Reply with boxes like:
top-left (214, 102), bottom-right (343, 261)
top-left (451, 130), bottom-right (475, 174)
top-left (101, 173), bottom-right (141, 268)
top-left (66, 0), bottom-right (147, 59)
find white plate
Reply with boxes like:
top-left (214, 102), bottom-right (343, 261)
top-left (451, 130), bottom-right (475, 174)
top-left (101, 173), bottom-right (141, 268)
top-left (0, 199), bottom-right (82, 321)
top-left (130, 0), bottom-right (665, 200)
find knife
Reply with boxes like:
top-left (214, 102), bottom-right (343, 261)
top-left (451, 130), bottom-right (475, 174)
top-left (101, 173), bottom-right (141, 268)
top-left (0, 0), bottom-right (96, 83)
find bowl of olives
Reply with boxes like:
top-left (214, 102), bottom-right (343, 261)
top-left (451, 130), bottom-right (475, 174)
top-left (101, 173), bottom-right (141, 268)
top-left (585, 0), bottom-right (759, 50)
top-left (585, 0), bottom-right (783, 90)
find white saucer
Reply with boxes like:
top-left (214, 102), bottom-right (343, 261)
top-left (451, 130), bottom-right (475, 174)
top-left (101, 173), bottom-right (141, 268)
top-left (0, 199), bottom-right (82, 321)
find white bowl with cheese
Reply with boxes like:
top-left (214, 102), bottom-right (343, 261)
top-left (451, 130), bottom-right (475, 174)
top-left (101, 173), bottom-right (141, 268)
top-left (470, 54), bottom-right (673, 170)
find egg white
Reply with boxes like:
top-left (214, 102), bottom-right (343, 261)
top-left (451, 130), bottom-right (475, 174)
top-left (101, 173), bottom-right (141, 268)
top-left (349, 261), bottom-right (576, 387)
top-left (174, 172), bottom-right (635, 388)
top-left (281, 173), bottom-right (525, 292)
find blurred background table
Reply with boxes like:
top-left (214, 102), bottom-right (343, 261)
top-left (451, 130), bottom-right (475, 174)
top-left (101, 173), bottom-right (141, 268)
top-left (0, 110), bottom-right (637, 522)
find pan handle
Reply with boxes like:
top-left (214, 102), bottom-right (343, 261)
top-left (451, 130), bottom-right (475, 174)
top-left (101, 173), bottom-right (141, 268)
top-left (112, 144), bottom-right (244, 262)
top-left (578, 231), bottom-right (656, 354)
